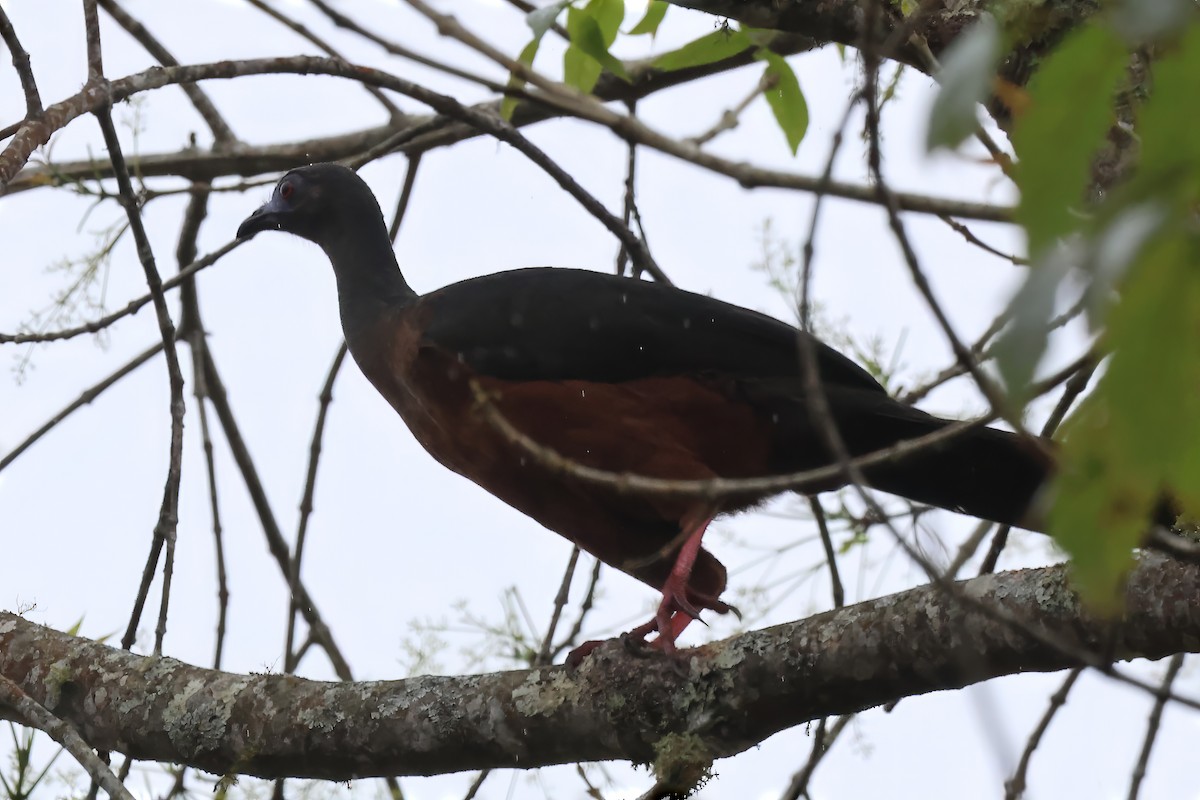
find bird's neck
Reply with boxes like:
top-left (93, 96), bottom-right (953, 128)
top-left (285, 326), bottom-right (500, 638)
top-left (322, 229), bottom-right (418, 343)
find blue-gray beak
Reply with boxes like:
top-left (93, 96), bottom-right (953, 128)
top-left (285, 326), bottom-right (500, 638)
top-left (237, 194), bottom-right (288, 239)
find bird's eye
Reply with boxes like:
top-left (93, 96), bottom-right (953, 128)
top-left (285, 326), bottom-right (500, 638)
top-left (280, 181), bottom-right (294, 201)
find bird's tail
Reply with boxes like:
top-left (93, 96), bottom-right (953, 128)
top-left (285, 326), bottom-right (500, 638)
top-left (755, 383), bottom-right (1055, 529)
top-left (859, 416), bottom-right (1053, 529)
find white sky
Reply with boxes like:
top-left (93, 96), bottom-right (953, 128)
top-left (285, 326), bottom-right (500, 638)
top-left (1, 1), bottom-right (1197, 799)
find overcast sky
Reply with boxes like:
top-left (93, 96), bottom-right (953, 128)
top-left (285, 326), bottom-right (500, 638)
top-left (1, 1), bottom-right (1197, 798)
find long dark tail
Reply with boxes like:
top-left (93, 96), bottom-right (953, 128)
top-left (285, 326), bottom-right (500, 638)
top-left (860, 418), bottom-right (1053, 529)
top-left (759, 384), bottom-right (1055, 529)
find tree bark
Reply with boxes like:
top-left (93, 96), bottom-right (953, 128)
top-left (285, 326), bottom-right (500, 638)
top-left (2, 552), bottom-right (1195, 781)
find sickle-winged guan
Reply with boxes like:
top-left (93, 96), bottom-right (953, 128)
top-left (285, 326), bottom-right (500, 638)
top-left (237, 163), bottom-right (1052, 656)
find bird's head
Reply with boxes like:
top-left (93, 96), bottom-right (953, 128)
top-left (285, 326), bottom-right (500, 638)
top-left (237, 163), bottom-right (383, 247)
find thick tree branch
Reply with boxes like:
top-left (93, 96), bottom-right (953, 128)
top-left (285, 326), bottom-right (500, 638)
top-left (666, 0), bottom-right (1099, 83)
top-left (1, 553), bottom-right (1196, 780)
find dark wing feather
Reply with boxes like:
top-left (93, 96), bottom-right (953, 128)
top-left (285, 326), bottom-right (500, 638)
top-left (417, 268), bottom-right (884, 392)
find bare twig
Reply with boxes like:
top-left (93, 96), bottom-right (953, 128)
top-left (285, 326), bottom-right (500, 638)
top-left (0, 342), bottom-right (164, 474)
top-left (284, 342), bottom-right (349, 673)
top-left (97, 0), bottom-right (238, 145)
top-left (537, 547), bottom-right (581, 666)
top-left (552, 557), bottom-right (604, 660)
top-left (1004, 668), bottom-right (1082, 799)
top-left (201, 346), bottom-right (354, 680)
top-left (687, 70), bottom-right (775, 147)
top-left (938, 215), bottom-right (1028, 266)
top-left (244, 0), bottom-right (403, 120)
top-left (0, 239), bottom-right (240, 344)
top-left (88, 8), bottom-right (187, 656)
top-left (810, 498), bottom-right (844, 608)
top-left (1127, 654), bottom-right (1186, 800)
top-left (779, 714), bottom-right (853, 800)
top-left (979, 358), bottom-right (1096, 574)
top-left (308, 0), bottom-right (509, 95)
top-left (0, 6), bottom-right (42, 116)
top-left (387, 154), bottom-right (422, 242)
top-left (470, 378), bottom-right (1004, 502)
top-left (1, 58), bottom-right (1015, 223)
top-left (0, 675), bottom-right (136, 800)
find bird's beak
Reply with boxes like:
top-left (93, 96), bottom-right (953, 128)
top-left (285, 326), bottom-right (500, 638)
top-left (237, 194), bottom-right (287, 239)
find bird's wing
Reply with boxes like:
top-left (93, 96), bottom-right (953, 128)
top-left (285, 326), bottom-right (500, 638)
top-left (416, 267), bottom-right (886, 392)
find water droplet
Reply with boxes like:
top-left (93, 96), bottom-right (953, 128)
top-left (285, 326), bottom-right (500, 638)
top-left (520, 457), bottom-right (527, 467)
top-left (620, 293), bottom-right (628, 304)
top-left (682, 318), bottom-right (691, 329)
top-left (588, 316), bottom-right (600, 331)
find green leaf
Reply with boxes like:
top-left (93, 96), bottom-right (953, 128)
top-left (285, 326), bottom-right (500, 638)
top-left (1123, 23), bottom-right (1200, 207)
top-left (1012, 24), bottom-right (1126, 258)
top-left (991, 246), bottom-right (1072, 402)
top-left (564, 44), bottom-right (603, 93)
top-left (925, 16), bottom-right (999, 152)
top-left (1083, 203), bottom-right (1165, 327)
top-left (569, 10), bottom-right (629, 82)
top-left (587, 0), bottom-right (625, 44)
top-left (526, 0), bottom-right (570, 38)
top-left (1049, 392), bottom-right (1155, 613)
top-left (1051, 234), bottom-right (1200, 608)
top-left (502, 0), bottom-right (572, 121)
top-left (628, 0), bottom-right (667, 36)
top-left (653, 27), bottom-right (751, 71)
top-left (501, 38), bottom-right (542, 122)
top-left (755, 49), bottom-right (807, 155)
top-left (564, 0), bottom-right (628, 93)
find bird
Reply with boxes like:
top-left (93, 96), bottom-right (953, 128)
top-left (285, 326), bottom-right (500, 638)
top-left (237, 163), bottom-right (1053, 659)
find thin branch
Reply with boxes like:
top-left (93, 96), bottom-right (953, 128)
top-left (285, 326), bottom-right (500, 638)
top-left (97, 0), bottom-right (238, 145)
top-left (0, 6), bottom-right (42, 116)
top-left (284, 342), bottom-right (348, 674)
top-left (1, 58), bottom-right (1014, 224)
top-left (1004, 667), bottom-right (1082, 800)
top-left (307, 0), bottom-right (510, 94)
top-left (537, 547), bottom-right (581, 667)
top-left (687, 69), bottom-right (774, 147)
top-left (0, 342), bottom-right (163, 474)
top-left (1127, 654), bottom-right (1186, 800)
top-left (0, 239), bottom-right (240, 344)
top-left (87, 5), bottom-right (187, 656)
top-left (95, 120), bottom-right (186, 655)
top-left (83, 0), bottom-right (103, 81)
top-left (200, 343), bottom-right (354, 680)
top-left (938, 215), bottom-right (1028, 266)
top-left (387, 154), bottom-right (422, 242)
top-left (552, 557), bottom-right (603, 661)
top-left (0, 675), bottom-right (136, 800)
top-left (979, 358), bottom-right (1096, 574)
top-left (779, 714), bottom-right (853, 800)
top-left (243, 0), bottom-right (403, 121)
top-left (810, 498), bottom-right (844, 609)
top-left (468, 379), bottom-right (1005, 503)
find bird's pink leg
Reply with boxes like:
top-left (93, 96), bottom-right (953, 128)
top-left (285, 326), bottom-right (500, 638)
top-left (565, 513), bottom-right (716, 666)
top-left (649, 512), bottom-right (714, 652)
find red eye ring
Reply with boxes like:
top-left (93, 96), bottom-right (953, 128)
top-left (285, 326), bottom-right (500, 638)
top-left (280, 181), bottom-right (294, 200)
